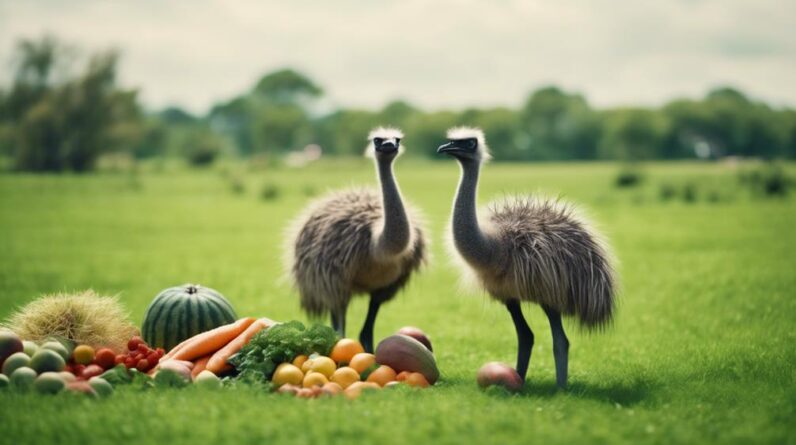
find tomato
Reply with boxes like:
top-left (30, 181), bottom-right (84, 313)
top-left (127, 336), bottom-right (144, 352)
top-left (124, 357), bottom-right (136, 368)
top-left (94, 348), bottom-right (116, 369)
top-left (137, 343), bottom-right (149, 353)
top-left (146, 352), bottom-right (160, 365)
top-left (115, 354), bottom-right (125, 364)
top-left (136, 359), bottom-right (150, 372)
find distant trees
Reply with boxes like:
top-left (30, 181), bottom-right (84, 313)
top-left (0, 36), bottom-right (144, 171)
top-left (1, 36), bottom-right (794, 172)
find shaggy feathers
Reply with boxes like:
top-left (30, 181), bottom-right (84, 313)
top-left (446, 126), bottom-right (492, 161)
top-left (287, 188), bottom-right (427, 316)
top-left (485, 197), bottom-right (616, 328)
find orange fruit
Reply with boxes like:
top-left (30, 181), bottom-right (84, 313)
top-left (348, 353), bottom-right (376, 374)
top-left (321, 382), bottom-right (343, 396)
top-left (330, 339), bottom-right (365, 365)
top-left (302, 371), bottom-right (329, 388)
top-left (292, 354), bottom-right (309, 369)
top-left (405, 372), bottom-right (430, 388)
top-left (396, 371), bottom-right (411, 382)
top-left (343, 381), bottom-right (380, 400)
top-left (330, 366), bottom-right (360, 389)
top-left (366, 365), bottom-right (397, 387)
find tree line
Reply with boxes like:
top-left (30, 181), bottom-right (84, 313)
top-left (1, 36), bottom-right (794, 172)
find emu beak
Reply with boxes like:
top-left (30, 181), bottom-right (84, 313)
top-left (437, 141), bottom-right (456, 154)
top-left (376, 138), bottom-right (398, 153)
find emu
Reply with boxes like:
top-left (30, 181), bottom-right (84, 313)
top-left (287, 128), bottom-right (427, 352)
top-left (438, 127), bottom-right (616, 388)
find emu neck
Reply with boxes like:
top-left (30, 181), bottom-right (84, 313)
top-left (452, 159), bottom-right (497, 269)
top-left (373, 157), bottom-right (411, 259)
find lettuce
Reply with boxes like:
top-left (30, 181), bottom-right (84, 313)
top-left (229, 320), bottom-right (338, 383)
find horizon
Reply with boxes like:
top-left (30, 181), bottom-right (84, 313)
top-left (1, 0), bottom-right (794, 115)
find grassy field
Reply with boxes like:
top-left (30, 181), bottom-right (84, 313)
top-left (0, 159), bottom-right (794, 445)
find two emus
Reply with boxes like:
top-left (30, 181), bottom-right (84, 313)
top-left (287, 126), bottom-right (616, 387)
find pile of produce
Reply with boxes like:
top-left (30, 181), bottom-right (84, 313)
top-left (2, 291), bottom-right (138, 352)
top-left (2, 286), bottom-right (447, 400)
top-left (223, 321), bottom-right (440, 399)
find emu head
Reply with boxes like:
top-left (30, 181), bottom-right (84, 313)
top-left (437, 127), bottom-right (492, 163)
top-left (367, 127), bottom-right (404, 161)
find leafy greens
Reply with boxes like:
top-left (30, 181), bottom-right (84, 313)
top-left (229, 320), bottom-right (338, 383)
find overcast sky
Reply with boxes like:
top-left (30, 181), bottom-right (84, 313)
top-left (1, 0), bottom-right (793, 114)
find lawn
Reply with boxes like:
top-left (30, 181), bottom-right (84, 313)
top-left (0, 159), bottom-right (794, 445)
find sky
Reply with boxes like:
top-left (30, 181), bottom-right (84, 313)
top-left (1, 0), bottom-right (794, 114)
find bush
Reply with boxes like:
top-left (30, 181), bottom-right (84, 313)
top-left (615, 167), bottom-right (643, 188)
top-left (659, 183), bottom-right (677, 202)
top-left (739, 163), bottom-right (791, 197)
top-left (260, 183), bottom-right (281, 201)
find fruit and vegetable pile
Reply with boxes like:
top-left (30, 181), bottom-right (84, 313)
top-left (1, 284), bottom-right (473, 400)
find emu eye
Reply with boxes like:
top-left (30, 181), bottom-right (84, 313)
top-left (374, 138), bottom-right (383, 145)
top-left (467, 139), bottom-right (477, 149)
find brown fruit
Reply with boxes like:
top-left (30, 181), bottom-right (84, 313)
top-left (476, 362), bottom-right (523, 392)
top-left (396, 326), bottom-right (433, 352)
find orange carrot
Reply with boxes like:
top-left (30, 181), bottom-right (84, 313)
top-left (206, 317), bottom-right (273, 374)
top-left (191, 354), bottom-right (212, 379)
top-left (171, 317), bottom-right (256, 362)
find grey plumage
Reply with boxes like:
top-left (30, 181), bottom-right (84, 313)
top-left (288, 188), bottom-right (426, 315)
top-left (481, 196), bottom-right (615, 328)
top-left (439, 126), bottom-right (617, 387)
top-left (285, 127), bottom-right (427, 351)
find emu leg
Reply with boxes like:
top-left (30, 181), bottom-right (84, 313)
top-left (543, 305), bottom-right (569, 389)
top-left (331, 308), bottom-right (347, 337)
top-left (506, 300), bottom-right (534, 381)
top-left (359, 297), bottom-right (383, 353)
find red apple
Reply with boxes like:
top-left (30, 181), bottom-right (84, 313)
top-left (476, 362), bottom-right (524, 393)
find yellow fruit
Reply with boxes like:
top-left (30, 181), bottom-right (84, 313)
top-left (308, 356), bottom-right (336, 378)
top-left (303, 371), bottom-right (329, 388)
top-left (292, 354), bottom-right (308, 369)
top-left (344, 381), bottom-right (380, 400)
top-left (366, 365), bottom-right (397, 387)
top-left (301, 358), bottom-right (313, 374)
top-left (72, 345), bottom-right (95, 365)
top-left (330, 339), bottom-right (365, 365)
top-left (330, 367), bottom-right (360, 389)
top-left (272, 363), bottom-right (304, 386)
top-left (348, 353), bottom-right (376, 374)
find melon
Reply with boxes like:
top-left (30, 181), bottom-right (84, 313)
top-left (30, 349), bottom-right (66, 373)
top-left (10, 367), bottom-right (36, 391)
top-left (35, 372), bottom-right (66, 394)
top-left (2, 352), bottom-right (30, 376)
top-left (142, 284), bottom-right (237, 351)
top-left (89, 377), bottom-right (114, 397)
top-left (375, 335), bottom-right (439, 385)
top-left (22, 341), bottom-right (39, 357)
top-left (41, 341), bottom-right (70, 362)
top-left (0, 374), bottom-right (8, 389)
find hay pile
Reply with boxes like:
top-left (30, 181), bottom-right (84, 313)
top-left (3, 290), bottom-right (139, 352)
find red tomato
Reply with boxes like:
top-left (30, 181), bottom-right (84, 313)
top-left (156, 348), bottom-right (165, 356)
top-left (137, 343), bottom-right (149, 353)
top-left (94, 348), bottom-right (117, 369)
top-left (136, 359), bottom-right (150, 372)
top-left (124, 357), bottom-right (136, 368)
top-left (115, 354), bottom-right (126, 364)
top-left (72, 364), bottom-right (86, 376)
top-left (127, 336), bottom-right (144, 352)
top-left (146, 352), bottom-right (160, 365)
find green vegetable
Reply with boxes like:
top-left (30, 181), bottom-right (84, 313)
top-left (154, 369), bottom-right (189, 388)
top-left (229, 320), bottom-right (337, 383)
top-left (99, 364), bottom-right (131, 385)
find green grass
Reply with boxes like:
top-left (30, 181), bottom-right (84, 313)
top-left (0, 160), bottom-right (794, 445)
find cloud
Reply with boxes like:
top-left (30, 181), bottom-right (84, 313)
top-left (1, 0), bottom-right (793, 113)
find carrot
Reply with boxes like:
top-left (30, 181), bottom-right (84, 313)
top-left (191, 354), bottom-right (211, 379)
top-left (162, 338), bottom-right (191, 361)
top-left (170, 317), bottom-right (256, 362)
top-left (206, 317), bottom-right (274, 374)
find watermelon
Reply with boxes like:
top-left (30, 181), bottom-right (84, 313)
top-left (142, 284), bottom-right (237, 351)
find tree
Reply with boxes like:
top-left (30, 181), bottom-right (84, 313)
top-left (2, 36), bottom-right (143, 171)
top-left (599, 109), bottom-right (669, 161)
top-left (253, 69), bottom-right (322, 105)
top-left (521, 87), bottom-right (600, 160)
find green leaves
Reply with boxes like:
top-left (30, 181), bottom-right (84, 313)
top-left (229, 320), bottom-right (337, 383)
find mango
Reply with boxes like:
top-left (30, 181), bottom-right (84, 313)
top-left (375, 335), bottom-right (439, 385)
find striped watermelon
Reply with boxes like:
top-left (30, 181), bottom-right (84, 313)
top-left (142, 284), bottom-right (237, 351)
